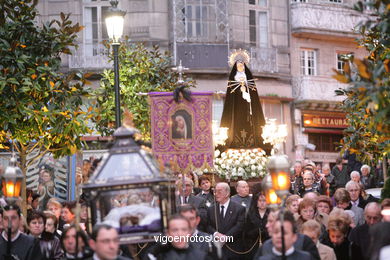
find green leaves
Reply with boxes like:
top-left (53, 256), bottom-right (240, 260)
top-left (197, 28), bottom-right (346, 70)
top-left (0, 0), bottom-right (93, 158)
top-left (93, 40), bottom-right (195, 140)
top-left (333, 0), bottom-right (390, 164)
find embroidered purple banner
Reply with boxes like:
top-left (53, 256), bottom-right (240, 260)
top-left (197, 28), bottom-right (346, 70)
top-left (149, 92), bottom-right (214, 173)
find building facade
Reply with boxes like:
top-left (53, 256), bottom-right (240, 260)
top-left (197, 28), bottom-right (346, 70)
top-left (290, 0), bottom-right (367, 165)
top-left (35, 0), bottom-right (368, 164)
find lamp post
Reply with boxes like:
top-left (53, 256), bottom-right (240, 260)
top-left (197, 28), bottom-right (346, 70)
top-left (262, 119), bottom-right (290, 260)
top-left (105, 0), bottom-right (126, 128)
top-left (262, 155), bottom-right (291, 260)
top-left (2, 154), bottom-right (24, 259)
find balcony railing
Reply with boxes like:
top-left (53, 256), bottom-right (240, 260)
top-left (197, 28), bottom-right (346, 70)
top-left (290, 1), bottom-right (366, 37)
top-left (292, 76), bottom-right (347, 101)
top-left (250, 47), bottom-right (278, 74)
top-left (68, 44), bottom-right (111, 69)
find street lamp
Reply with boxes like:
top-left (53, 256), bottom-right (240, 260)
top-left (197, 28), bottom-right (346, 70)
top-left (2, 156), bottom-right (23, 202)
top-left (267, 155), bottom-right (290, 198)
top-left (2, 154), bottom-right (24, 259)
top-left (262, 156), bottom-right (291, 260)
top-left (105, 0), bottom-right (126, 128)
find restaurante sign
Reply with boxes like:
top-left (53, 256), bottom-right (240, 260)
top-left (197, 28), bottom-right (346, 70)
top-left (303, 113), bottom-right (348, 129)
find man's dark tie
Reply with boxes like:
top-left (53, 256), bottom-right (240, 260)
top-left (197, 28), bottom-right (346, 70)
top-left (185, 197), bottom-right (188, 204)
top-left (220, 205), bottom-right (225, 218)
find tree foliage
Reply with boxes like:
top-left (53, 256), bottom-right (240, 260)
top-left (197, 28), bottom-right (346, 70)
top-left (333, 0), bottom-right (390, 163)
top-left (93, 40), bottom-right (194, 139)
top-left (0, 0), bottom-right (93, 159)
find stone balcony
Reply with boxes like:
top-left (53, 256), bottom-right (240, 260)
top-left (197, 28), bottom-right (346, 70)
top-left (292, 76), bottom-right (347, 102)
top-left (290, 0), bottom-right (366, 39)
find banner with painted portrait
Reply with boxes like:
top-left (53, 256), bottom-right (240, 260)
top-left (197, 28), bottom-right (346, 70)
top-left (149, 92), bottom-right (214, 173)
top-left (26, 150), bottom-right (69, 208)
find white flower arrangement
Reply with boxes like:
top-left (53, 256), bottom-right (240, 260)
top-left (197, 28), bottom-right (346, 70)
top-left (214, 148), bottom-right (268, 180)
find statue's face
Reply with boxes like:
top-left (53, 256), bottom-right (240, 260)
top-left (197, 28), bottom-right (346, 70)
top-left (237, 62), bottom-right (245, 72)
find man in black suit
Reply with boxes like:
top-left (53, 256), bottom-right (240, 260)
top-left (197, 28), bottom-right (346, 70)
top-left (206, 182), bottom-right (246, 260)
top-left (0, 205), bottom-right (43, 260)
top-left (349, 202), bottom-right (382, 260)
top-left (176, 177), bottom-right (207, 225)
top-left (176, 178), bottom-right (206, 208)
top-left (88, 224), bottom-right (132, 260)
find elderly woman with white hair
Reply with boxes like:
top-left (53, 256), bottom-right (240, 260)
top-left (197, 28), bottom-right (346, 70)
top-left (361, 164), bottom-right (375, 190)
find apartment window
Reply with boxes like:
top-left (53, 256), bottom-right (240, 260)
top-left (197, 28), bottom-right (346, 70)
top-left (84, 2), bottom-right (110, 56)
top-left (329, 0), bottom-right (342, 3)
top-left (337, 53), bottom-right (353, 73)
top-left (184, 1), bottom-right (215, 39)
top-left (300, 49), bottom-right (317, 76)
top-left (258, 12), bottom-right (268, 48)
top-left (249, 10), bottom-right (256, 46)
top-left (292, 0), bottom-right (307, 2)
top-left (259, 0), bottom-right (267, 6)
top-left (249, 0), bottom-right (267, 5)
top-left (308, 133), bottom-right (343, 152)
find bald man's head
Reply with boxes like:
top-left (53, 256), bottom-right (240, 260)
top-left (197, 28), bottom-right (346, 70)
top-left (364, 202), bottom-right (382, 226)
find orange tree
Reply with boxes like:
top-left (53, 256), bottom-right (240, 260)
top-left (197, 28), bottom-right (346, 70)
top-left (334, 0), bottom-right (389, 165)
top-left (0, 0), bottom-right (93, 208)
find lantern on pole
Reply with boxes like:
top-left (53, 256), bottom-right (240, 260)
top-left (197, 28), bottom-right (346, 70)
top-left (2, 156), bottom-right (23, 202)
top-left (267, 154), bottom-right (290, 198)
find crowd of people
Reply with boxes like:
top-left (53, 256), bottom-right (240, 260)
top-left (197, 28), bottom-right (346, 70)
top-left (0, 157), bottom-right (389, 260)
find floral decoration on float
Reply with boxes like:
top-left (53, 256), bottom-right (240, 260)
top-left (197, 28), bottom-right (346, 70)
top-left (213, 148), bottom-right (268, 180)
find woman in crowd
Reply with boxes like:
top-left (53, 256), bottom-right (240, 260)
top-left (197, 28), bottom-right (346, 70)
top-left (47, 197), bottom-right (65, 230)
top-left (27, 210), bottom-right (63, 259)
top-left (317, 195), bottom-right (332, 215)
top-left (60, 225), bottom-right (92, 260)
top-left (45, 210), bottom-right (62, 238)
top-left (326, 210), bottom-right (352, 260)
top-left (244, 191), bottom-right (270, 259)
top-left (286, 194), bottom-right (300, 215)
top-left (296, 198), bottom-right (328, 242)
top-left (302, 220), bottom-right (336, 260)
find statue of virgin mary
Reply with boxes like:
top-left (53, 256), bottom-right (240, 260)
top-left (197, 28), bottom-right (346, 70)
top-left (220, 50), bottom-right (272, 154)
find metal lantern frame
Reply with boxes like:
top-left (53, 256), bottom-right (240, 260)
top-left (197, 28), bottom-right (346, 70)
top-left (82, 126), bottom-right (175, 244)
top-left (2, 156), bottom-right (24, 202)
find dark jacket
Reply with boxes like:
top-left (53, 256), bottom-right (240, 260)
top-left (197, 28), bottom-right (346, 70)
top-left (349, 223), bottom-right (370, 260)
top-left (258, 249), bottom-right (312, 260)
top-left (39, 231), bottom-right (63, 260)
top-left (331, 164), bottom-right (350, 189)
top-left (206, 200), bottom-right (246, 259)
top-left (244, 208), bottom-right (270, 259)
top-left (254, 234), bottom-right (320, 260)
top-left (146, 243), bottom-right (211, 260)
top-left (0, 232), bottom-right (44, 260)
top-left (85, 256), bottom-right (131, 260)
top-left (329, 239), bottom-right (351, 260)
top-left (196, 192), bottom-right (214, 207)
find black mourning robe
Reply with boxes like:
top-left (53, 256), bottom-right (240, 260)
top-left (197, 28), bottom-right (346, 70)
top-left (220, 62), bottom-right (271, 154)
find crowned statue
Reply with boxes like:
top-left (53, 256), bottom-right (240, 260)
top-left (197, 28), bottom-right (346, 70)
top-left (220, 50), bottom-right (272, 154)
